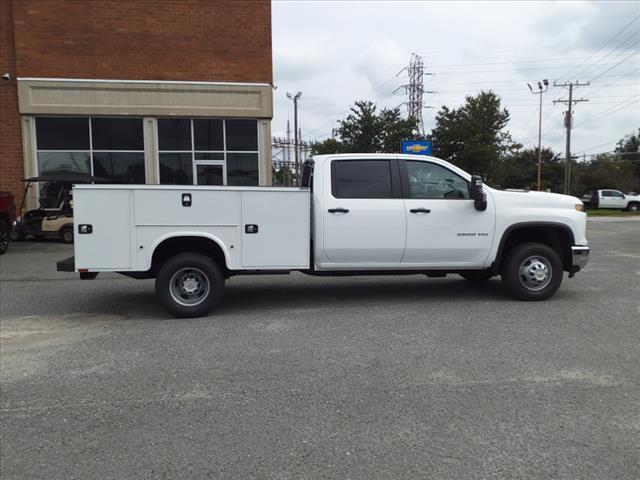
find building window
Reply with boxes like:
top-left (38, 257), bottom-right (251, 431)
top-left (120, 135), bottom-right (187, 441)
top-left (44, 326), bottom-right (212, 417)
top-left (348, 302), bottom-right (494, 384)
top-left (35, 117), bottom-right (145, 183)
top-left (157, 118), bottom-right (259, 186)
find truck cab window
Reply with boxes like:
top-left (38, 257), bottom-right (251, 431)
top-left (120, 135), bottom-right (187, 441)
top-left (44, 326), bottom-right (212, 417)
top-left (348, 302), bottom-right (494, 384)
top-left (406, 161), bottom-right (469, 199)
top-left (332, 160), bottom-right (393, 198)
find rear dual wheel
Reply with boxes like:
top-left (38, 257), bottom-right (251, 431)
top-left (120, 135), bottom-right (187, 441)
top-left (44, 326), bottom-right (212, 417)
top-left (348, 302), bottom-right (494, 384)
top-left (155, 253), bottom-right (225, 318)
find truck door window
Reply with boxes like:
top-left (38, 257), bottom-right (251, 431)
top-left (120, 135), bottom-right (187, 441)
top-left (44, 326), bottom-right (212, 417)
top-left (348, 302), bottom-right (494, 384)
top-left (406, 161), bottom-right (470, 199)
top-left (332, 160), bottom-right (393, 198)
top-left (609, 191), bottom-right (624, 198)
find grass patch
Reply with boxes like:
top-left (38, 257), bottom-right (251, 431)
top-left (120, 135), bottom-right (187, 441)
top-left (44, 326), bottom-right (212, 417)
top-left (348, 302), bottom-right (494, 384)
top-left (586, 209), bottom-right (640, 217)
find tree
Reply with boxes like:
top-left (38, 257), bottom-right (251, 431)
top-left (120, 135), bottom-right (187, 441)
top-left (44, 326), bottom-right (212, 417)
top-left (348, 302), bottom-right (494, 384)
top-left (312, 137), bottom-right (345, 155)
top-left (615, 128), bottom-right (640, 189)
top-left (498, 147), bottom-right (562, 191)
top-left (312, 100), bottom-right (418, 155)
top-left (272, 164), bottom-right (295, 186)
top-left (575, 154), bottom-right (637, 194)
top-left (571, 129), bottom-right (640, 195)
top-left (429, 91), bottom-right (517, 184)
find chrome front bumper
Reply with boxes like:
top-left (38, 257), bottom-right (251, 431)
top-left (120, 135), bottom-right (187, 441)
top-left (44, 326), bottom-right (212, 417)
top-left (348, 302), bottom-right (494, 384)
top-left (571, 245), bottom-right (590, 271)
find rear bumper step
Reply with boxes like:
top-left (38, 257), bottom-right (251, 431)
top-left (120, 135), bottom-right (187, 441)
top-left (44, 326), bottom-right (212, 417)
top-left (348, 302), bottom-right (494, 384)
top-left (57, 256), bottom-right (75, 272)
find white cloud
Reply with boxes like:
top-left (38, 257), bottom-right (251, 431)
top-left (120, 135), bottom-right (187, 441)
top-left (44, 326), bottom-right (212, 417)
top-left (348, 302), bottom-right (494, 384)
top-left (272, 0), bottom-right (640, 153)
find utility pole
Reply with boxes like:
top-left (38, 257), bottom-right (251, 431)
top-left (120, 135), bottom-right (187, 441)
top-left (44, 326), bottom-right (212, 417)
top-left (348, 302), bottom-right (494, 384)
top-left (527, 79), bottom-right (549, 191)
top-left (553, 81), bottom-right (589, 194)
top-left (394, 53), bottom-right (433, 137)
top-left (286, 91), bottom-right (302, 184)
top-left (285, 120), bottom-right (291, 164)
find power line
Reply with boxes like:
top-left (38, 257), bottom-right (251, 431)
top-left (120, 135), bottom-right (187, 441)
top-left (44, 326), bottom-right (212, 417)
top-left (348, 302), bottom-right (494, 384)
top-left (573, 30), bottom-right (639, 80)
top-left (573, 97), bottom-right (640, 129)
top-left (428, 61), bottom-right (638, 76)
top-left (580, 151), bottom-right (639, 158)
top-left (575, 136), bottom-right (629, 154)
top-left (429, 71), bottom-right (636, 87)
top-left (588, 69), bottom-right (640, 96)
top-left (586, 49), bottom-right (640, 84)
top-left (428, 53), bottom-right (637, 69)
top-left (413, 34), bottom-right (624, 58)
top-left (558, 13), bottom-right (640, 80)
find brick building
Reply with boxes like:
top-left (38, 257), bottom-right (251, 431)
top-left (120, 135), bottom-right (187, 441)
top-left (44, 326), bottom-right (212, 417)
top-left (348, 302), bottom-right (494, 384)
top-left (0, 0), bottom-right (273, 209)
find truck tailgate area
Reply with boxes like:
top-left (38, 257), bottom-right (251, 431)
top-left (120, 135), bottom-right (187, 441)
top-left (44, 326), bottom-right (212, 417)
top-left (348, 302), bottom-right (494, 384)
top-left (73, 185), bottom-right (310, 272)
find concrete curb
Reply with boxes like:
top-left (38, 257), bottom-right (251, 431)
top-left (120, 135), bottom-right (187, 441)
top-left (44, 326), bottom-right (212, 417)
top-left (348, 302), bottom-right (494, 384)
top-left (587, 216), bottom-right (640, 222)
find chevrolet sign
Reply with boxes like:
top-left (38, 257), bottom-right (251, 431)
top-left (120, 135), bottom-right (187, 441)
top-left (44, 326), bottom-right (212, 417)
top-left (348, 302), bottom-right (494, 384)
top-left (401, 140), bottom-right (432, 155)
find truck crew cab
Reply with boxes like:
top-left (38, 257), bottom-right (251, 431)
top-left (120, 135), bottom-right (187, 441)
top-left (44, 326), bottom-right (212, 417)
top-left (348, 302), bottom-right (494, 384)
top-left (583, 189), bottom-right (640, 211)
top-left (58, 154), bottom-right (589, 317)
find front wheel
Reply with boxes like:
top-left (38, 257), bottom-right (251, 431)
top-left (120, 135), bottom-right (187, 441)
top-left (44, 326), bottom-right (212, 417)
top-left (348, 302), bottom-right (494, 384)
top-left (155, 253), bottom-right (225, 318)
top-left (626, 202), bottom-right (639, 212)
top-left (501, 243), bottom-right (563, 301)
top-left (0, 220), bottom-right (9, 255)
top-left (60, 227), bottom-right (74, 243)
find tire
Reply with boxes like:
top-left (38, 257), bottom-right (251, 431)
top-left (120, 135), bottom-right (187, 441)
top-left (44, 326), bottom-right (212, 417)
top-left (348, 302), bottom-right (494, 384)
top-left (0, 219), bottom-right (9, 255)
top-left (626, 202), bottom-right (639, 212)
top-left (155, 252), bottom-right (225, 318)
top-left (10, 226), bottom-right (24, 242)
top-left (60, 227), bottom-right (74, 243)
top-left (459, 270), bottom-right (494, 282)
top-left (501, 242), bottom-right (563, 301)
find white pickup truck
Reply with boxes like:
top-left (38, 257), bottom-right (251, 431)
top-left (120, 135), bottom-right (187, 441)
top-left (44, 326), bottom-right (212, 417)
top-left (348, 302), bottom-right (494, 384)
top-left (583, 189), bottom-right (640, 211)
top-left (57, 154), bottom-right (589, 317)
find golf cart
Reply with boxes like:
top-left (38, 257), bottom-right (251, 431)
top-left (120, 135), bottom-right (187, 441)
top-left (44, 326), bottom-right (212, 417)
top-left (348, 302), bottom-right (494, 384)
top-left (11, 174), bottom-right (107, 244)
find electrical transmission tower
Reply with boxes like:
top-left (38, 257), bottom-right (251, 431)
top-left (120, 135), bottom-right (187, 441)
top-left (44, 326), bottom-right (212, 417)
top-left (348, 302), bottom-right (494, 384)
top-left (394, 53), bottom-right (433, 137)
top-left (553, 81), bottom-right (589, 194)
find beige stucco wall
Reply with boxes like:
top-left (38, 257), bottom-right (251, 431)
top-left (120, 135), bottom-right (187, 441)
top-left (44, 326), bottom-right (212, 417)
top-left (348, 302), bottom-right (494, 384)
top-left (17, 79), bottom-right (273, 118)
top-left (17, 79), bottom-right (274, 208)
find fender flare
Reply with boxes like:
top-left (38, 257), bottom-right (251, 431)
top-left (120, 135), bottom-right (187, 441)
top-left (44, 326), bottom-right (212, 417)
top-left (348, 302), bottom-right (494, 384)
top-left (148, 232), bottom-right (232, 271)
top-left (490, 222), bottom-right (575, 274)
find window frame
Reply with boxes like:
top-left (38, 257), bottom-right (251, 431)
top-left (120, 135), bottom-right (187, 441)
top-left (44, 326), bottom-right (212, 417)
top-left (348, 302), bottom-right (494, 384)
top-left (330, 159), bottom-right (402, 199)
top-left (34, 116), bottom-right (145, 183)
top-left (398, 158), bottom-right (471, 200)
top-left (157, 117), bottom-right (260, 186)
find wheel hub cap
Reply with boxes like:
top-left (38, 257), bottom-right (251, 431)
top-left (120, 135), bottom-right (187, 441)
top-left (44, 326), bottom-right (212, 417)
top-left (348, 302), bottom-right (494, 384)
top-left (519, 256), bottom-right (552, 291)
top-left (169, 268), bottom-right (211, 306)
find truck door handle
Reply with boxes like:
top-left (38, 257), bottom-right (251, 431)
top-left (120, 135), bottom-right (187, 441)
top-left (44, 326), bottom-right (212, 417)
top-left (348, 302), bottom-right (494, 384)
top-left (410, 208), bottom-right (431, 214)
top-left (328, 208), bottom-right (349, 213)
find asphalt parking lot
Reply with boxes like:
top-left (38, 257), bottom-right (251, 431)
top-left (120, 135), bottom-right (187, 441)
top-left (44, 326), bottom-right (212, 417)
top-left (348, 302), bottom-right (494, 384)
top-left (1, 218), bottom-right (639, 479)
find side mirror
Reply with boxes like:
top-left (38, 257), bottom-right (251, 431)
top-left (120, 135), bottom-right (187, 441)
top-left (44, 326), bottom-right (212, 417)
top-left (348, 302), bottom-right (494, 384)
top-left (469, 175), bottom-right (487, 211)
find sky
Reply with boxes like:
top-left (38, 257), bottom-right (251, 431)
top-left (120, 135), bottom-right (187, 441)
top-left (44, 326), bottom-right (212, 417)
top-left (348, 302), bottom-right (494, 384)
top-left (271, 0), bottom-right (640, 158)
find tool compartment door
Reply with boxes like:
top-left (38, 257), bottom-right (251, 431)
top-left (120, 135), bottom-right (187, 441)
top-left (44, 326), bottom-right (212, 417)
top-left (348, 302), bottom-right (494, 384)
top-left (241, 190), bottom-right (310, 268)
top-left (74, 187), bottom-right (133, 270)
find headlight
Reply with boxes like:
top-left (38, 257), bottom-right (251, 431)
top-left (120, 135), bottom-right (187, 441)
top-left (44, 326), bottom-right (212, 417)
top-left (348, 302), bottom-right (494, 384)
top-left (575, 204), bottom-right (585, 212)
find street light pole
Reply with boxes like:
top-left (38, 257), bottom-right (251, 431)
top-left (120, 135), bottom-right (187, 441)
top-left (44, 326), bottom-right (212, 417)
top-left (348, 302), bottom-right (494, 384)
top-left (286, 91), bottom-right (302, 184)
top-left (527, 79), bottom-right (549, 191)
